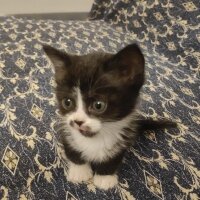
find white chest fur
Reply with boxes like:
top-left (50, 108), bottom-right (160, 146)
top-left (65, 116), bottom-right (134, 163)
top-left (61, 87), bottom-right (135, 163)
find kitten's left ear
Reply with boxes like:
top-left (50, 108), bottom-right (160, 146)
top-left (104, 44), bottom-right (145, 87)
top-left (43, 45), bottom-right (72, 84)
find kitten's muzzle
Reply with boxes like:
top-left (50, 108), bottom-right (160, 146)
top-left (69, 120), bottom-right (97, 137)
top-left (79, 126), bottom-right (97, 137)
top-left (74, 120), bottom-right (84, 126)
top-left (79, 129), bottom-right (97, 137)
top-left (69, 120), bottom-right (84, 127)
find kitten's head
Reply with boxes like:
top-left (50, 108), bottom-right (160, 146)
top-left (44, 44), bottom-right (145, 137)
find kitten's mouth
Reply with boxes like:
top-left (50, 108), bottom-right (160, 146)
top-left (69, 121), bottom-right (98, 137)
top-left (78, 129), bottom-right (97, 137)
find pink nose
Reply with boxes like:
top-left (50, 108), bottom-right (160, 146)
top-left (74, 120), bottom-right (84, 127)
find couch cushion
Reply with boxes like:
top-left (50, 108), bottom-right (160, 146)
top-left (0, 16), bottom-right (199, 199)
top-left (90, 0), bottom-right (200, 62)
top-left (0, 16), bottom-right (135, 53)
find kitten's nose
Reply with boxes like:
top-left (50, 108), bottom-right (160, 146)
top-left (74, 120), bottom-right (84, 127)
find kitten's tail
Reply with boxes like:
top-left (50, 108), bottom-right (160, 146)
top-left (136, 118), bottom-right (177, 133)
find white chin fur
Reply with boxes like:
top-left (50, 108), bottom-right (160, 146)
top-left (67, 163), bottom-right (93, 183)
top-left (62, 113), bottom-right (135, 163)
top-left (94, 174), bottom-right (118, 190)
top-left (60, 86), bottom-right (136, 163)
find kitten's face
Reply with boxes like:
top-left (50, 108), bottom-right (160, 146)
top-left (44, 44), bottom-right (145, 137)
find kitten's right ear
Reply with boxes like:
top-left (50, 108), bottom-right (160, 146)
top-left (43, 45), bottom-right (71, 84)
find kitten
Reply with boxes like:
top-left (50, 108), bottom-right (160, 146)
top-left (43, 44), bottom-right (176, 190)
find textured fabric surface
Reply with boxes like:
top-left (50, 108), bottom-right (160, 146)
top-left (90, 0), bottom-right (200, 62)
top-left (0, 0), bottom-right (200, 199)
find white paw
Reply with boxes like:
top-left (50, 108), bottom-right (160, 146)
top-left (67, 163), bottom-right (93, 183)
top-left (94, 174), bottom-right (118, 190)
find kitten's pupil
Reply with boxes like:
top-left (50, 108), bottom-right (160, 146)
top-left (62, 98), bottom-right (73, 110)
top-left (66, 99), bottom-right (72, 107)
top-left (92, 100), bottom-right (107, 114)
top-left (95, 102), bottom-right (102, 110)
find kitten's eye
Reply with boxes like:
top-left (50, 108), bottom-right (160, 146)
top-left (90, 100), bottom-right (107, 114)
top-left (62, 98), bottom-right (74, 110)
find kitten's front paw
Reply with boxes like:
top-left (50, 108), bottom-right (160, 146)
top-left (67, 163), bottom-right (93, 183)
top-left (94, 174), bottom-right (118, 190)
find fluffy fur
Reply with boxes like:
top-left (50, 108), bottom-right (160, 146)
top-left (67, 162), bottom-right (93, 183)
top-left (43, 44), bottom-right (176, 190)
top-left (62, 103), bottom-right (135, 163)
top-left (93, 175), bottom-right (118, 190)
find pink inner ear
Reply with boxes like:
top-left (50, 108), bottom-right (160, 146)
top-left (120, 66), bottom-right (134, 79)
top-left (104, 44), bottom-right (144, 84)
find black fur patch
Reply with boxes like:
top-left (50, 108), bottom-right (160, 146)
top-left (44, 44), bottom-right (177, 177)
top-left (44, 44), bottom-right (145, 175)
top-left (43, 44), bottom-right (145, 122)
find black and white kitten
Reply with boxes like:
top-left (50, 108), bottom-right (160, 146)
top-left (43, 44), bottom-right (176, 190)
